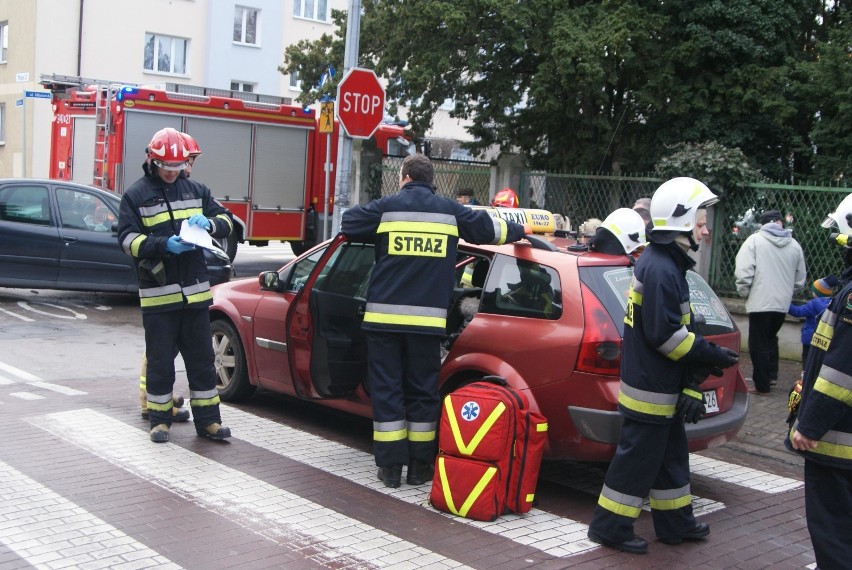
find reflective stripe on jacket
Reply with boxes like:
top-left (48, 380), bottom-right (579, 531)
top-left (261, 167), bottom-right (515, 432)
top-left (117, 173), bottom-right (232, 313)
top-left (341, 182), bottom-right (526, 335)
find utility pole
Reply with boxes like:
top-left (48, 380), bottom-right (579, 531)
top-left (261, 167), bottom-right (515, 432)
top-left (331, 0), bottom-right (362, 235)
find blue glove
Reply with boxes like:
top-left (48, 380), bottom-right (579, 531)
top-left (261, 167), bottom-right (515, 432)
top-left (166, 235), bottom-right (195, 254)
top-left (188, 214), bottom-right (211, 230)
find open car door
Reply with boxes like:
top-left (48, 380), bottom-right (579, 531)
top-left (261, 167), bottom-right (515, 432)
top-left (287, 236), bottom-right (374, 399)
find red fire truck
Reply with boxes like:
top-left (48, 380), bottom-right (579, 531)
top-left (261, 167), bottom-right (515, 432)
top-left (40, 74), bottom-right (410, 258)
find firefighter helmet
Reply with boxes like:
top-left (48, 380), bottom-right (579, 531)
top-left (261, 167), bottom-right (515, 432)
top-left (179, 132), bottom-right (202, 157)
top-left (147, 127), bottom-right (189, 171)
top-left (822, 192), bottom-right (852, 236)
top-left (599, 208), bottom-right (647, 254)
top-left (649, 177), bottom-right (718, 234)
top-left (492, 188), bottom-right (519, 208)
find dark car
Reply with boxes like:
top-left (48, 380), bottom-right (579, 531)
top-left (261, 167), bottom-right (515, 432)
top-left (208, 209), bottom-right (749, 462)
top-left (0, 178), bottom-right (232, 293)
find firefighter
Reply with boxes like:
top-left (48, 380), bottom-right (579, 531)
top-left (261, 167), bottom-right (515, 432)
top-left (137, 132), bottom-right (204, 423)
top-left (587, 177), bottom-right (740, 553)
top-left (341, 153), bottom-right (529, 488)
top-left (786, 192), bottom-right (852, 570)
top-left (491, 188), bottom-right (519, 208)
top-left (118, 127), bottom-right (233, 443)
top-left (590, 207), bottom-right (647, 258)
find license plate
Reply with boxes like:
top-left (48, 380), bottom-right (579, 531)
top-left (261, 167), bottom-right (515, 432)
top-left (703, 389), bottom-right (719, 414)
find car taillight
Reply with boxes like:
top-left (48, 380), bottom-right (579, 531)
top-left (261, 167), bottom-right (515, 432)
top-left (576, 284), bottom-right (621, 376)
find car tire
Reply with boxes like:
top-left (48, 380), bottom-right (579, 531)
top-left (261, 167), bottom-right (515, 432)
top-left (211, 319), bottom-right (255, 401)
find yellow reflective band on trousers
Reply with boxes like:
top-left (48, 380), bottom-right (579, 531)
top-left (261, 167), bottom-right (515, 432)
top-left (618, 383), bottom-right (678, 417)
top-left (387, 231), bottom-right (448, 257)
top-left (363, 302), bottom-right (447, 330)
top-left (190, 388), bottom-right (221, 408)
top-left (597, 484), bottom-right (643, 519)
top-left (147, 392), bottom-right (173, 412)
top-left (437, 456), bottom-right (496, 518)
top-left (649, 484), bottom-right (692, 510)
top-left (813, 365), bottom-right (852, 405)
top-left (444, 398), bottom-right (506, 456)
top-left (407, 421), bottom-right (436, 443)
top-left (374, 420), bottom-right (407, 443)
top-left (790, 422), bottom-right (852, 461)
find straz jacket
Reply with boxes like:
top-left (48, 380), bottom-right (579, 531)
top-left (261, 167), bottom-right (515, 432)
top-left (118, 174), bottom-right (232, 313)
top-left (341, 182), bottom-right (526, 335)
top-left (786, 265), bottom-right (852, 469)
top-left (619, 241), bottom-right (731, 423)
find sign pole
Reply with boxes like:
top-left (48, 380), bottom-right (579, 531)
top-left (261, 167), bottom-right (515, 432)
top-left (319, 100), bottom-right (335, 240)
top-left (332, 0), bottom-right (362, 236)
top-left (21, 94), bottom-right (27, 177)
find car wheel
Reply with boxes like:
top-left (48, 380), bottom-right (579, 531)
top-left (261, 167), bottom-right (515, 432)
top-left (211, 319), bottom-right (255, 401)
top-left (217, 235), bottom-right (239, 262)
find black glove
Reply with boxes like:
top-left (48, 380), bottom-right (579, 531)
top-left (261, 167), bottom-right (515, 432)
top-left (708, 343), bottom-right (739, 369)
top-left (677, 386), bottom-right (705, 423)
top-left (690, 363), bottom-right (724, 386)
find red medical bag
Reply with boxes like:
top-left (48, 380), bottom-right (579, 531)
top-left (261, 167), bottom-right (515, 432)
top-left (430, 377), bottom-right (548, 521)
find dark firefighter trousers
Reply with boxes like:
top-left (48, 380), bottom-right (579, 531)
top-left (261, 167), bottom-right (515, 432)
top-left (804, 460), bottom-right (852, 570)
top-left (589, 416), bottom-right (697, 543)
top-left (366, 331), bottom-right (441, 468)
top-left (143, 307), bottom-right (222, 429)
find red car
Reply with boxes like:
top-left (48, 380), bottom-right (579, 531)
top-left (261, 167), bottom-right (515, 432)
top-left (209, 212), bottom-right (748, 462)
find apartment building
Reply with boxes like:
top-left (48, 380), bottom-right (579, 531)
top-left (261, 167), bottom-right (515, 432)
top-left (0, 0), bottom-right (341, 179)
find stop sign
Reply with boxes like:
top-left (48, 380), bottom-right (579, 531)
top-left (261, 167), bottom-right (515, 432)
top-left (335, 68), bottom-right (386, 139)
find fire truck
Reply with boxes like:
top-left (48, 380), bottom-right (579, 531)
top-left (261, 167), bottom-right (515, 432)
top-left (40, 74), bottom-right (410, 259)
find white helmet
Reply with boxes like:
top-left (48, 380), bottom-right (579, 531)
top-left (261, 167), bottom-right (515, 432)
top-left (649, 177), bottom-right (718, 233)
top-left (822, 192), bottom-right (852, 236)
top-left (600, 208), bottom-right (647, 254)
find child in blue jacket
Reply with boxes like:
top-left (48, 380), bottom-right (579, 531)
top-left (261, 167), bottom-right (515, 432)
top-left (788, 275), bottom-right (838, 368)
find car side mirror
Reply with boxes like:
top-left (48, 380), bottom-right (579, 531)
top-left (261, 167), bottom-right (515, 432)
top-left (258, 271), bottom-right (281, 292)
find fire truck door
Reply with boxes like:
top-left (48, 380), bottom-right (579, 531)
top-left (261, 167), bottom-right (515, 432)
top-left (71, 117), bottom-right (96, 186)
top-left (287, 237), bottom-right (371, 399)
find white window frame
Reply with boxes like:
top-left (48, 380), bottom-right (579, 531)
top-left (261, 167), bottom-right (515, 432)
top-left (0, 103), bottom-right (5, 145)
top-left (0, 21), bottom-right (8, 63)
top-left (230, 81), bottom-right (256, 93)
top-left (143, 33), bottom-right (188, 76)
top-left (233, 6), bottom-right (260, 46)
top-left (289, 72), bottom-right (301, 91)
top-left (293, 0), bottom-right (329, 22)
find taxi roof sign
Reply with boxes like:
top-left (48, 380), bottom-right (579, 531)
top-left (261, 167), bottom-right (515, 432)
top-left (468, 206), bottom-right (556, 234)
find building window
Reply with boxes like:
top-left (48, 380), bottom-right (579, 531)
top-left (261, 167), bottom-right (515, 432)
top-left (144, 33), bottom-right (188, 75)
top-left (0, 104), bottom-right (5, 144)
top-left (230, 81), bottom-right (255, 93)
top-left (293, 0), bottom-right (328, 22)
top-left (233, 6), bottom-right (259, 45)
top-left (288, 72), bottom-right (301, 90)
top-left (0, 22), bottom-right (8, 63)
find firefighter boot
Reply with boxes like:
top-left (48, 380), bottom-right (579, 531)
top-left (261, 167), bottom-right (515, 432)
top-left (150, 424), bottom-right (170, 443)
top-left (659, 523), bottom-right (710, 545)
top-left (196, 422), bottom-right (231, 440)
top-left (377, 465), bottom-right (403, 488)
top-left (406, 460), bottom-right (434, 485)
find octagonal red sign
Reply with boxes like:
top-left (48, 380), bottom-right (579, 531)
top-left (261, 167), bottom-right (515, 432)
top-left (335, 68), bottom-right (386, 139)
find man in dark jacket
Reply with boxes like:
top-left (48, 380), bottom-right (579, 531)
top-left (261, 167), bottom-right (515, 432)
top-left (341, 153), bottom-right (528, 488)
top-left (587, 177), bottom-right (740, 554)
top-left (787, 192), bottom-right (852, 570)
top-left (118, 127), bottom-right (233, 443)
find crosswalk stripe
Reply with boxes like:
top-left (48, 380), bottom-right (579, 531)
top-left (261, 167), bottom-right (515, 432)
top-left (0, 459), bottom-right (182, 570)
top-left (28, 409), bottom-right (473, 570)
top-left (220, 404), bottom-right (597, 558)
top-left (27, 381), bottom-right (87, 396)
top-left (689, 454), bottom-right (803, 493)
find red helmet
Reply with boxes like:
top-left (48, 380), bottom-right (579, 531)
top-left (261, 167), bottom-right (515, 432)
top-left (147, 127), bottom-right (189, 171)
top-left (492, 188), bottom-right (519, 208)
top-left (179, 132), bottom-right (202, 157)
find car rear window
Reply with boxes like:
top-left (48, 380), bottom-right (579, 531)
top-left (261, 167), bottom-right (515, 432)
top-left (579, 266), bottom-right (735, 336)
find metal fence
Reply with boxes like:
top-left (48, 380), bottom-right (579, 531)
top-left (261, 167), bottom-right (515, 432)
top-left (374, 162), bottom-right (850, 298)
top-left (373, 156), bottom-right (492, 203)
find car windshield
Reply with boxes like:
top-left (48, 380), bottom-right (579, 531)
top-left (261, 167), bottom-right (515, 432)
top-left (580, 266), bottom-right (735, 337)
